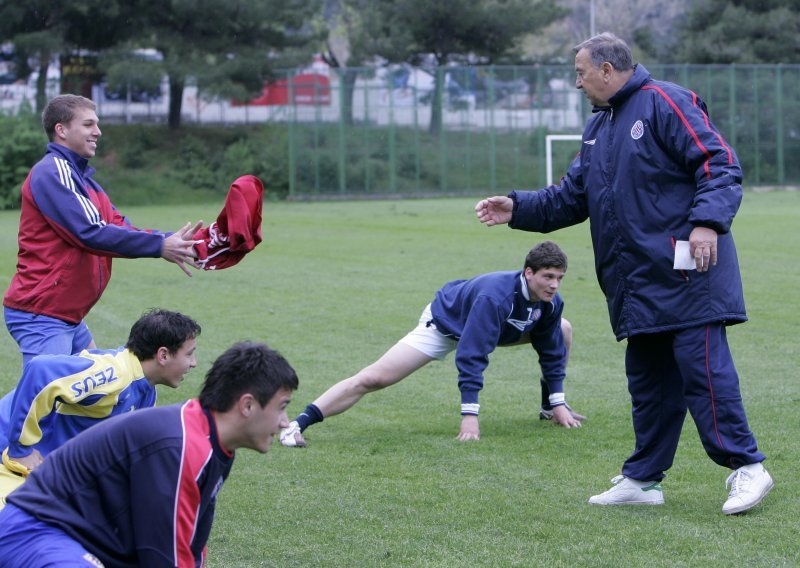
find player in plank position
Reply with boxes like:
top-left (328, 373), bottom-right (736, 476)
top-left (282, 240), bottom-right (585, 447)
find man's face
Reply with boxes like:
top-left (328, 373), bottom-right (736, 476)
top-left (56, 107), bottom-right (101, 158)
top-left (575, 48), bottom-right (609, 107)
top-left (524, 266), bottom-right (565, 302)
top-left (156, 338), bottom-right (198, 388)
top-left (242, 387), bottom-right (292, 453)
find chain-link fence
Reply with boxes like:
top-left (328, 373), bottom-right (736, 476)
top-left (7, 63), bottom-right (798, 197)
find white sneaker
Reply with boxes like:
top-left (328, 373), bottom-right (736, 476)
top-left (722, 462), bottom-right (774, 515)
top-left (588, 475), bottom-right (665, 505)
top-left (279, 421), bottom-right (307, 448)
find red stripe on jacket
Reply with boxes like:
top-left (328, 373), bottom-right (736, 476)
top-left (641, 85), bottom-right (732, 180)
top-left (173, 400), bottom-right (214, 567)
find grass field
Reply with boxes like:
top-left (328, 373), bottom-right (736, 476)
top-left (0, 191), bottom-right (797, 566)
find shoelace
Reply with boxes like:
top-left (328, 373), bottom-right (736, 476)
top-left (725, 469), bottom-right (752, 497)
top-left (609, 474), bottom-right (625, 485)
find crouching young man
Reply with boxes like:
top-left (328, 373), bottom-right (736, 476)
top-left (0, 341), bottom-right (298, 568)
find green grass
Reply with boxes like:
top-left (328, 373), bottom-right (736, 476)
top-left (0, 191), bottom-right (797, 566)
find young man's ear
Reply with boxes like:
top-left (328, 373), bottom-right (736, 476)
top-left (238, 393), bottom-right (256, 417)
top-left (156, 346), bottom-right (170, 365)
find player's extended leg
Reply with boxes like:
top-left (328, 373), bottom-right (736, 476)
top-left (281, 342), bottom-right (434, 447)
top-left (314, 342), bottom-right (434, 417)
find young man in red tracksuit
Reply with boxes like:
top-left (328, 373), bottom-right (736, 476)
top-left (3, 94), bottom-right (202, 369)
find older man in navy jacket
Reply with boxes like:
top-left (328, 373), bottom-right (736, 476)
top-left (475, 33), bottom-right (772, 515)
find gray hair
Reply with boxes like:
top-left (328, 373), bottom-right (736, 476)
top-left (573, 32), bottom-right (634, 71)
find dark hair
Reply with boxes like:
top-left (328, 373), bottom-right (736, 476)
top-left (199, 341), bottom-right (299, 412)
top-left (125, 308), bottom-right (201, 360)
top-left (573, 32), bottom-right (634, 71)
top-left (42, 94), bottom-right (96, 141)
top-left (524, 241), bottom-right (568, 273)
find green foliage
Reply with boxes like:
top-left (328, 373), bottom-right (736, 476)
top-left (129, 0), bottom-right (324, 127)
top-left (0, 104), bottom-right (45, 209)
top-left (92, 124), bottom-right (290, 204)
top-left (0, 193), bottom-right (796, 566)
top-left (676, 0), bottom-right (800, 63)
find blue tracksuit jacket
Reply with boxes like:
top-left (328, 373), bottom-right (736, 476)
top-left (430, 270), bottom-right (566, 406)
top-left (509, 64), bottom-right (746, 340)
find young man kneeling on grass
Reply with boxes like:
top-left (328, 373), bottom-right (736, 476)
top-left (0, 341), bottom-right (298, 568)
top-left (282, 240), bottom-right (584, 447)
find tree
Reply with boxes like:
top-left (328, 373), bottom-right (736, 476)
top-left (131, 0), bottom-right (322, 128)
top-left (0, 0), bottom-right (136, 112)
top-left (524, 0), bottom-right (691, 64)
top-left (676, 0), bottom-right (800, 63)
top-left (370, 0), bottom-right (566, 135)
top-left (319, 0), bottom-right (396, 125)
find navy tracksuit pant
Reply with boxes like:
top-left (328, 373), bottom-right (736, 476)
top-left (621, 323), bottom-right (765, 481)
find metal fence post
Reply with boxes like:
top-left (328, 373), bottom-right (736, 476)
top-left (776, 64), bottom-right (784, 185)
top-left (338, 68), bottom-right (346, 194)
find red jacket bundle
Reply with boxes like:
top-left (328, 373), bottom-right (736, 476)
top-left (193, 175), bottom-right (264, 270)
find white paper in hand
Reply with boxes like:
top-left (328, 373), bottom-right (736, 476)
top-left (673, 240), bottom-right (696, 270)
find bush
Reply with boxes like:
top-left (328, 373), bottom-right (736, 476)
top-left (0, 104), bottom-right (46, 209)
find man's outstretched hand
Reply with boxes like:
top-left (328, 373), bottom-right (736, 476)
top-left (162, 221), bottom-right (204, 277)
top-left (475, 196), bottom-right (513, 226)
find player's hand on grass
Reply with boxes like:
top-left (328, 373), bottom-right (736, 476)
top-left (457, 414), bottom-right (480, 441)
top-left (551, 405), bottom-right (584, 428)
top-left (162, 221), bottom-right (204, 277)
top-left (475, 196), bottom-right (513, 226)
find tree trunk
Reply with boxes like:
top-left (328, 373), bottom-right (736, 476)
top-left (168, 76), bottom-right (185, 129)
top-left (429, 67), bottom-right (444, 136)
top-left (35, 51), bottom-right (51, 114)
top-left (340, 68), bottom-right (359, 126)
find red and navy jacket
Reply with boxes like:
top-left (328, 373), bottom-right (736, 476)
top-left (3, 143), bottom-right (165, 324)
top-left (509, 64), bottom-right (746, 340)
top-left (7, 400), bottom-right (234, 567)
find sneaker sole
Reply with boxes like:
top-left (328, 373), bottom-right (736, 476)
top-left (588, 497), bottom-right (664, 506)
top-left (723, 479), bottom-right (774, 515)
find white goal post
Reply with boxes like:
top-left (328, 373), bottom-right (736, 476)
top-left (545, 134), bottom-right (583, 186)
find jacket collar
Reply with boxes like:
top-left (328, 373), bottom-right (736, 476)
top-left (592, 63), bottom-right (652, 113)
top-left (46, 142), bottom-right (96, 177)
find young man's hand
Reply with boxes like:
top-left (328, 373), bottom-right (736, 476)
top-left (551, 405), bottom-right (584, 428)
top-left (457, 414), bottom-right (480, 441)
top-left (162, 221), bottom-right (204, 276)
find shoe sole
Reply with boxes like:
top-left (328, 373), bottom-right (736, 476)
top-left (723, 479), bottom-right (774, 515)
top-left (588, 498), bottom-right (664, 506)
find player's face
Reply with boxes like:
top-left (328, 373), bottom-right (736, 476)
top-left (243, 388), bottom-right (292, 453)
top-left (575, 49), bottom-right (609, 107)
top-left (524, 266), bottom-right (565, 302)
top-left (159, 338), bottom-right (198, 388)
top-left (56, 107), bottom-right (101, 158)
